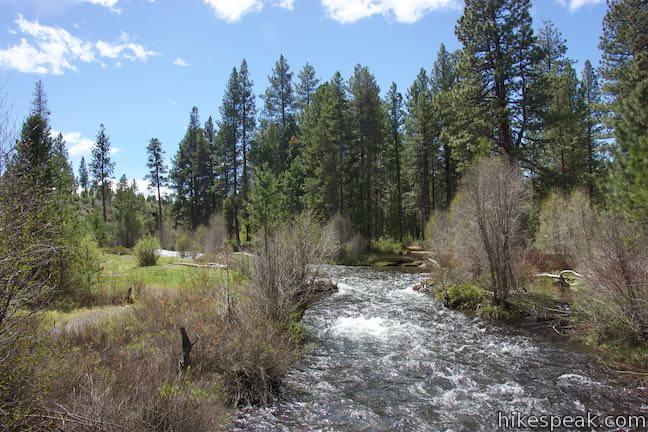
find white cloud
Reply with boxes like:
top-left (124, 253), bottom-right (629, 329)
top-left (0, 15), bottom-right (95, 74)
top-left (78, 0), bottom-right (121, 14)
top-left (174, 57), bottom-right (189, 67)
top-left (203, 0), bottom-right (293, 22)
top-left (321, 0), bottom-right (457, 23)
top-left (0, 17), bottom-right (156, 75)
top-left (95, 32), bottom-right (155, 61)
top-left (51, 129), bottom-right (120, 157)
top-left (556, 0), bottom-right (603, 12)
top-left (135, 178), bottom-right (172, 197)
top-left (274, 0), bottom-right (294, 9)
top-left (204, 0), bottom-right (263, 21)
top-left (51, 130), bottom-right (95, 156)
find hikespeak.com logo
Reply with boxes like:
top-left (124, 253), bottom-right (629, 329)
top-left (497, 411), bottom-right (647, 431)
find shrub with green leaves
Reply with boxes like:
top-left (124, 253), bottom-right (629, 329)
top-left (134, 235), bottom-right (160, 267)
top-left (436, 283), bottom-right (486, 310)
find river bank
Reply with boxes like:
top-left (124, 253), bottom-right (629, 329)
top-left (414, 272), bottom-right (648, 375)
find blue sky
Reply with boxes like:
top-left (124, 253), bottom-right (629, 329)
top-left (0, 0), bottom-right (607, 193)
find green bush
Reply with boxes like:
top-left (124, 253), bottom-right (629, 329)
top-left (175, 232), bottom-right (200, 258)
top-left (72, 234), bottom-right (102, 294)
top-left (134, 235), bottom-right (160, 267)
top-left (371, 236), bottom-right (403, 254)
top-left (476, 304), bottom-right (511, 320)
top-left (436, 283), bottom-right (486, 310)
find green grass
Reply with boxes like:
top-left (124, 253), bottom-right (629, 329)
top-left (95, 253), bottom-right (229, 302)
top-left (101, 254), bottom-right (195, 288)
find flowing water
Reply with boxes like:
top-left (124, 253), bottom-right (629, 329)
top-left (232, 266), bottom-right (647, 431)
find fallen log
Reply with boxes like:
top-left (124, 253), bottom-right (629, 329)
top-left (173, 262), bottom-right (227, 269)
top-left (535, 270), bottom-right (583, 287)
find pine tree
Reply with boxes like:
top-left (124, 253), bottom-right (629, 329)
top-left (31, 80), bottom-right (49, 119)
top-left (599, 0), bottom-right (648, 102)
top-left (579, 60), bottom-right (605, 201)
top-left (145, 137), bottom-right (168, 241)
top-left (543, 62), bottom-right (586, 192)
top-left (600, 0), bottom-right (648, 222)
top-left (90, 124), bottom-right (115, 223)
top-left (238, 60), bottom-right (256, 242)
top-left (50, 132), bottom-right (75, 195)
top-left (605, 80), bottom-right (648, 223)
top-left (348, 65), bottom-right (384, 241)
top-left (537, 20), bottom-right (568, 74)
top-left (455, 0), bottom-right (541, 159)
top-left (203, 116), bottom-right (221, 213)
top-left (171, 107), bottom-right (207, 230)
top-left (384, 82), bottom-right (405, 241)
top-left (78, 157), bottom-right (89, 195)
top-left (431, 44), bottom-right (459, 207)
top-left (404, 68), bottom-right (436, 235)
top-left (12, 114), bottom-right (52, 184)
top-left (295, 63), bottom-right (320, 115)
top-left (246, 163), bottom-right (282, 251)
top-left (263, 54), bottom-right (295, 129)
top-left (113, 175), bottom-right (144, 247)
top-left (11, 81), bottom-right (53, 184)
top-left (192, 131), bottom-right (212, 227)
top-left (219, 68), bottom-right (241, 244)
top-left (302, 83), bottom-right (343, 221)
top-left (260, 55), bottom-right (298, 177)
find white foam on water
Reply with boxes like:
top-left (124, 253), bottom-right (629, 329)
top-left (314, 381), bottom-right (335, 392)
top-left (331, 316), bottom-right (388, 337)
top-left (433, 388), bottom-right (463, 408)
top-left (557, 373), bottom-right (599, 386)
top-left (491, 381), bottom-right (525, 396)
top-left (486, 339), bottom-right (537, 357)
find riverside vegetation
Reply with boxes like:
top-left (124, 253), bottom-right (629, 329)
top-left (1, 0), bottom-right (648, 430)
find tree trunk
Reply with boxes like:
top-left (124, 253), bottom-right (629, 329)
top-left (443, 143), bottom-right (452, 208)
top-left (179, 327), bottom-right (198, 371)
top-left (156, 178), bottom-right (164, 244)
top-left (101, 181), bottom-right (107, 222)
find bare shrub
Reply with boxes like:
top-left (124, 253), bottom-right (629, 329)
top-left (453, 157), bottom-right (530, 304)
top-left (535, 189), bottom-right (596, 268)
top-left (322, 212), bottom-right (353, 259)
top-left (425, 210), bottom-right (455, 269)
top-left (34, 289), bottom-right (228, 431)
top-left (202, 213), bottom-right (227, 253)
top-left (424, 209), bottom-right (471, 289)
top-left (343, 233), bottom-right (368, 263)
top-left (216, 312), bottom-right (296, 406)
top-left (577, 215), bottom-right (648, 342)
top-left (0, 81), bottom-right (15, 175)
top-left (249, 213), bottom-right (334, 323)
